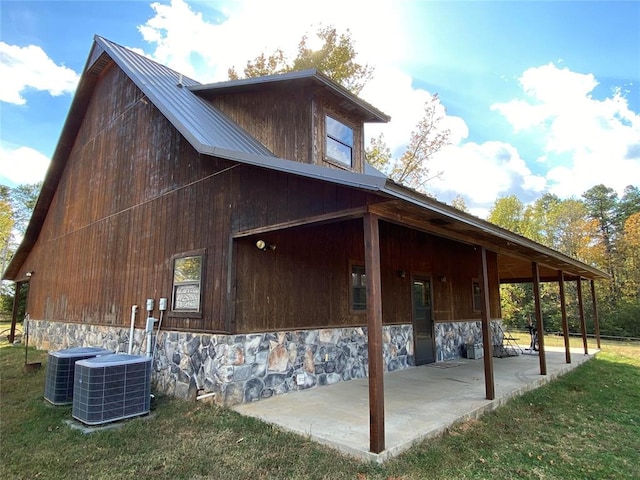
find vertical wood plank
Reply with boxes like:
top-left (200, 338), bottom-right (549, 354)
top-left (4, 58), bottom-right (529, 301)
top-left (532, 262), bottom-right (547, 375)
top-left (478, 247), bottom-right (495, 400)
top-left (558, 270), bottom-right (571, 364)
top-left (577, 278), bottom-right (588, 354)
top-left (363, 212), bottom-right (385, 454)
top-left (590, 280), bottom-right (601, 349)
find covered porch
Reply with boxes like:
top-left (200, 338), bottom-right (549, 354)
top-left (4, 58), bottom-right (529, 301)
top-left (231, 191), bottom-right (607, 456)
top-left (234, 346), bottom-right (597, 463)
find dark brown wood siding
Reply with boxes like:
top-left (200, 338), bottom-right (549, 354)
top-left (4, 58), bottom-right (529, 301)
top-left (25, 63), bottom-right (240, 332)
top-left (209, 88), bottom-right (313, 165)
top-left (234, 221), bottom-right (502, 333)
top-left (207, 87), bottom-right (364, 173)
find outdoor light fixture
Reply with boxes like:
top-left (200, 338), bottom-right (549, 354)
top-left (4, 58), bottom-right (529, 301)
top-left (398, 270), bottom-right (406, 278)
top-left (439, 275), bottom-right (447, 283)
top-left (255, 240), bottom-right (276, 251)
top-left (25, 271), bottom-right (34, 278)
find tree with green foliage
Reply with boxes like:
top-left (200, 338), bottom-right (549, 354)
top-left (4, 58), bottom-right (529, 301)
top-left (0, 182), bottom-right (42, 315)
top-left (366, 132), bottom-right (392, 173)
top-left (228, 25), bottom-right (374, 95)
top-left (582, 184), bottom-right (619, 287)
top-left (0, 186), bottom-right (14, 276)
top-left (618, 185), bottom-right (640, 226)
top-left (618, 212), bottom-right (640, 299)
top-left (522, 193), bottom-right (562, 245)
top-left (365, 94), bottom-right (451, 193)
top-left (492, 184), bottom-right (640, 337)
top-left (487, 195), bottom-right (525, 234)
top-left (9, 183), bottom-right (41, 236)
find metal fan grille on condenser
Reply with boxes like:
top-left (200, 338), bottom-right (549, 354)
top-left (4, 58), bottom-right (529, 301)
top-left (44, 347), bottom-right (113, 405)
top-left (72, 354), bottom-right (152, 425)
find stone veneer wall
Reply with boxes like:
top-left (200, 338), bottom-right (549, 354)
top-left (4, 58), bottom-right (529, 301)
top-left (26, 320), bottom-right (413, 406)
top-left (436, 320), bottom-right (504, 361)
top-left (26, 319), bottom-right (502, 405)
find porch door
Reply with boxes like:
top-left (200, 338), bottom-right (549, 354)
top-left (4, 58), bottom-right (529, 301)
top-left (413, 277), bottom-right (435, 365)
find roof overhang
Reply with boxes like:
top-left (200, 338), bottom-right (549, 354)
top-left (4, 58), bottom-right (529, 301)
top-left (189, 69), bottom-right (390, 124)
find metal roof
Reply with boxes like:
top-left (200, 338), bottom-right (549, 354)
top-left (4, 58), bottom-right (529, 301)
top-left (95, 36), bottom-right (275, 157)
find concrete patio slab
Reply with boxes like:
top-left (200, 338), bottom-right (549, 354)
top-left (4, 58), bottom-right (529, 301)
top-left (233, 346), bottom-right (597, 463)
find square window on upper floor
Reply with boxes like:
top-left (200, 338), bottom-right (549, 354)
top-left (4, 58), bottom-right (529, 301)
top-left (326, 115), bottom-right (354, 167)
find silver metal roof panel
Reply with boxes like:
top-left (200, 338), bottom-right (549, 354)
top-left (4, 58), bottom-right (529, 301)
top-left (95, 36), bottom-right (275, 158)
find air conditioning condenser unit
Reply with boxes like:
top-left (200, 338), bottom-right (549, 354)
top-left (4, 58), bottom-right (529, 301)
top-left (72, 354), bottom-right (152, 425)
top-left (44, 347), bottom-right (112, 405)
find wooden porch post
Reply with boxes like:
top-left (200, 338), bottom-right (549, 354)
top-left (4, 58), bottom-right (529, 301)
top-left (8, 281), bottom-right (23, 344)
top-left (558, 271), bottom-right (571, 364)
top-left (531, 262), bottom-right (547, 375)
top-left (577, 278), bottom-right (588, 354)
top-left (590, 280), bottom-right (601, 349)
top-left (478, 246), bottom-right (495, 400)
top-left (363, 212), bottom-right (385, 454)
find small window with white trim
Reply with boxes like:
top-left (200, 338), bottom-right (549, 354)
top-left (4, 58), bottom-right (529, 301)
top-left (171, 252), bottom-right (204, 314)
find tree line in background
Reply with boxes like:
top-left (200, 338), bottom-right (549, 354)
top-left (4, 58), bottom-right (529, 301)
top-left (487, 185), bottom-right (640, 337)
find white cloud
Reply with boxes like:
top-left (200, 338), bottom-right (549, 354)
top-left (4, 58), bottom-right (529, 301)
top-left (138, 0), bottom-right (407, 82)
top-left (0, 42), bottom-right (79, 105)
top-left (0, 144), bottom-right (50, 185)
top-left (428, 141), bottom-right (546, 204)
top-left (492, 63), bottom-right (640, 198)
top-left (360, 67), bottom-right (469, 157)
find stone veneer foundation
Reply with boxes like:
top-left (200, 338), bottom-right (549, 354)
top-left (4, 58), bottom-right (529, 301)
top-left (27, 319), bottom-right (502, 406)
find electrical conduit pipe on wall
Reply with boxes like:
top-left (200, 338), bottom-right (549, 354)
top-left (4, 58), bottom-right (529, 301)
top-left (128, 305), bottom-right (138, 355)
top-left (151, 298), bottom-right (167, 368)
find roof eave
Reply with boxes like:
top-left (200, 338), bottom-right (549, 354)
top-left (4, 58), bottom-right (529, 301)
top-left (189, 69), bottom-right (390, 123)
top-left (381, 181), bottom-right (609, 280)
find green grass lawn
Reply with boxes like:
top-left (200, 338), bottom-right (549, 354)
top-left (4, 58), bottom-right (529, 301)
top-left (1, 331), bottom-right (639, 479)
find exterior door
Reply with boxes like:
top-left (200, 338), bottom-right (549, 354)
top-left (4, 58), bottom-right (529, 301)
top-left (412, 277), bottom-right (435, 365)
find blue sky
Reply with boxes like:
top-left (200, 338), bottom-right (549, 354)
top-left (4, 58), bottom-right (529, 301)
top-left (1, 0), bottom-right (639, 217)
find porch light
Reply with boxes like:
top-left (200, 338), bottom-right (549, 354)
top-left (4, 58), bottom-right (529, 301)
top-left (256, 240), bottom-right (276, 252)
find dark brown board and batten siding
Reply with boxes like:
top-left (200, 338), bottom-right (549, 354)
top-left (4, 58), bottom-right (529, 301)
top-left (234, 220), bottom-right (501, 333)
top-left (207, 87), bottom-right (365, 173)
